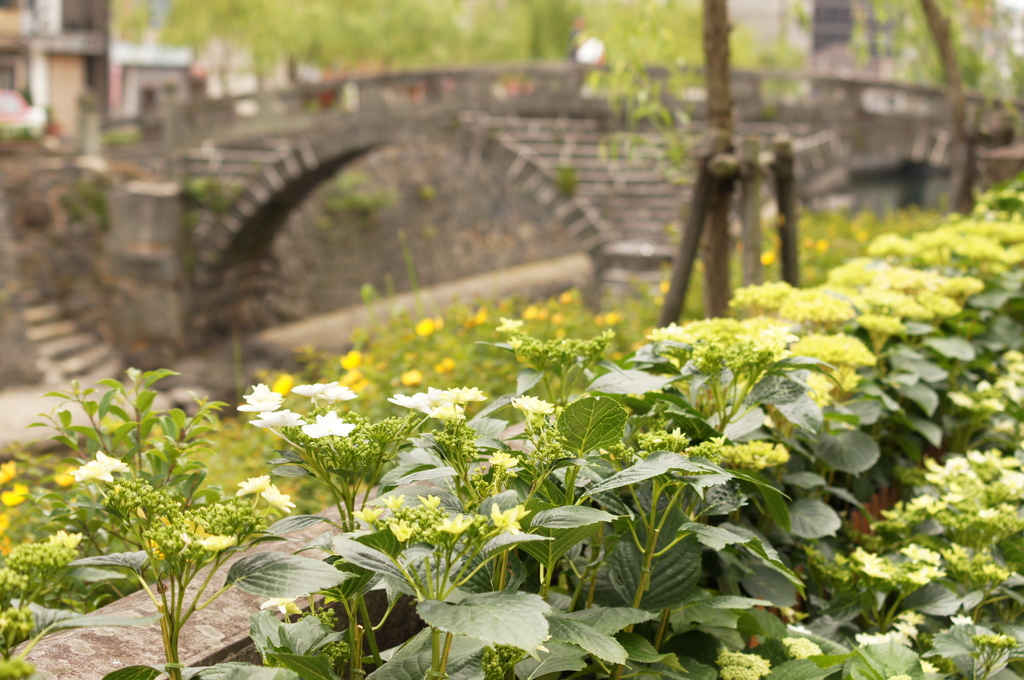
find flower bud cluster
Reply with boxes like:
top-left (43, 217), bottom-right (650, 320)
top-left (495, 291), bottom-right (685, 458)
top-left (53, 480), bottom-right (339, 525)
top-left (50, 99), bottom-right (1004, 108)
top-left (781, 637), bottom-right (822, 660)
top-left (0, 658), bottom-right (35, 679)
top-left (504, 329), bottom-right (613, 373)
top-left (482, 644), bottom-right (523, 680)
top-left (719, 442), bottom-right (789, 471)
top-left (716, 650), bottom-right (771, 680)
top-left (0, 605), bottom-right (34, 648)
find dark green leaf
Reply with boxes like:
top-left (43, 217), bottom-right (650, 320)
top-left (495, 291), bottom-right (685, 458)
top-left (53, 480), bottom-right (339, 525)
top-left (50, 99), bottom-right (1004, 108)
top-left (897, 384), bottom-right (939, 417)
top-left (816, 431), bottom-right (879, 474)
top-left (616, 631), bottom-right (670, 663)
top-left (266, 653), bottom-right (340, 680)
top-left (514, 642), bottom-right (588, 679)
top-left (71, 551), bottom-right (149, 574)
top-left (548, 617), bottom-right (627, 664)
top-left (770, 659), bottom-right (835, 680)
top-left (531, 506), bottom-right (617, 528)
top-left (267, 515), bottom-right (331, 535)
top-left (789, 499), bottom-right (842, 539)
top-left (776, 395), bottom-right (824, 432)
top-left (562, 607), bottom-right (658, 634)
top-left (226, 553), bottom-right (347, 598)
top-left (588, 365), bottom-right (676, 395)
top-left (102, 667), bottom-right (164, 680)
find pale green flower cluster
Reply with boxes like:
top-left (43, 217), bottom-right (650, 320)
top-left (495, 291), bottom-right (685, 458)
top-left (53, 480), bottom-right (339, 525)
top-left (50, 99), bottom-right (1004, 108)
top-left (719, 441), bottom-right (790, 471)
top-left (782, 637), bottom-right (822, 659)
top-left (716, 650), bottom-right (771, 680)
top-left (836, 545), bottom-right (946, 590)
top-left (866, 220), bottom-right (1024, 273)
top-left (778, 290), bottom-right (857, 327)
top-left (791, 333), bottom-right (876, 368)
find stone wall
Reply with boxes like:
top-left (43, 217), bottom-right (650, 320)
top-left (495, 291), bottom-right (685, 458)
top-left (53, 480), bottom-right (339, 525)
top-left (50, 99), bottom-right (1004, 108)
top-left (259, 142), bottom-right (582, 325)
top-left (0, 169), bottom-right (40, 388)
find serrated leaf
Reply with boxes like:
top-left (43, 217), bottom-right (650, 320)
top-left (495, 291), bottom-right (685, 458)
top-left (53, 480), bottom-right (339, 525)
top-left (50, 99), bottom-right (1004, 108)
top-left (266, 515), bottom-right (331, 535)
top-left (548, 617), bottom-right (627, 664)
top-left (531, 505), bottom-right (617, 528)
top-left (71, 551), bottom-right (149, 574)
top-left (481, 532), bottom-right (552, 556)
top-left (584, 452), bottom-right (722, 497)
top-left (816, 430), bottom-right (879, 474)
top-left (603, 533), bottom-right (701, 610)
top-left (226, 553), bottom-right (347, 598)
top-left (515, 642), bottom-right (588, 679)
top-left (416, 591), bottom-right (552, 652)
top-left (789, 499), bottom-right (842, 539)
top-left (616, 631), bottom-right (670, 663)
top-left (776, 395), bottom-right (824, 432)
top-left (557, 396), bottom-right (628, 455)
top-left (849, 640), bottom-right (924, 680)
top-left (563, 607), bottom-right (658, 634)
top-left (588, 365), bottom-right (676, 395)
top-left (519, 524), bottom-right (599, 569)
top-left (330, 537), bottom-right (405, 579)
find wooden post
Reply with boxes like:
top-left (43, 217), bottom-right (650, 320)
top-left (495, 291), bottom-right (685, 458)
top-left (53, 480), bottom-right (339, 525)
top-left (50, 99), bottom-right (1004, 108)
top-left (739, 136), bottom-right (762, 286)
top-left (772, 135), bottom-right (799, 287)
top-left (659, 131), bottom-right (729, 328)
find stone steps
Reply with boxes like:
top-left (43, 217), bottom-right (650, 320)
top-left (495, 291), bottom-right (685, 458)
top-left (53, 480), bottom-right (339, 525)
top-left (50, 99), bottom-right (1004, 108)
top-left (20, 301), bottom-right (123, 387)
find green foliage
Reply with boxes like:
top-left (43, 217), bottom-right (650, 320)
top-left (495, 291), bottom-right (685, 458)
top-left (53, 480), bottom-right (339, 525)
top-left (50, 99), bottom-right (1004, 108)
top-left (61, 175), bottom-right (111, 230)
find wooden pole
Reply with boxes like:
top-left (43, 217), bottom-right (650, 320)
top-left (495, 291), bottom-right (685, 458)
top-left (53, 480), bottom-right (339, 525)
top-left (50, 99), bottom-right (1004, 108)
top-left (659, 131), bottom-right (729, 328)
top-left (739, 136), bottom-right (762, 286)
top-left (701, 0), bottom-right (736, 319)
top-left (772, 135), bottom-right (799, 287)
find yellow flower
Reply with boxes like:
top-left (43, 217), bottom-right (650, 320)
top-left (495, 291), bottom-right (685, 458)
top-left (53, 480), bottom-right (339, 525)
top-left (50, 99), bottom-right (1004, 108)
top-left (198, 535), bottom-right (238, 552)
top-left (816, 239), bottom-right (829, 252)
top-left (54, 469), bottom-right (75, 487)
top-left (0, 514), bottom-right (9, 535)
top-left (417, 495), bottom-right (442, 510)
top-left (0, 461), bottom-right (15, 485)
top-left (439, 514), bottom-right (473, 535)
top-left (761, 251), bottom-right (777, 267)
top-left (473, 307), bottom-right (488, 326)
top-left (353, 507), bottom-right (384, 524)
top-left (491, 452), bottom-right (520, 469)
top-left (490, 503), bottom-right (529, 535)
top-left (382, 495), bottom-right (406, 510)
top-left (558, 291), bottom-right (574, 305)
top-left (341, 350), bottom-right (363, 370)
top-left (435, 357), bottom-right (456, 374)
top-left (236, 475), bottom-right (272, 497)
top-left (415, 318), bottom-right (437, 336)
top-left (550, 312), bottom-right (565, 325)
top-left (659, 280), bottom-right (671, 294)
top-left (1, 484), bottom-right (28, 507)
top-left (855, 229), bottom-right (870, 243)
top-left (605, 311), bottom-right (623, 325)
top-left (390, 520), bottom-right (414, 542)
top-left (271, 374), bottom-right (295, 395)
top-left (48, 530), bottom-right (83, 550)
top-left (401, 369), bottom-right (423, 387)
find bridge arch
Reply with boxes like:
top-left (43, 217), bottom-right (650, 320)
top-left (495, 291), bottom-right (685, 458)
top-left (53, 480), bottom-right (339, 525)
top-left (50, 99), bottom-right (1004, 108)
top-left (187, 112), bottom-right (613, 336)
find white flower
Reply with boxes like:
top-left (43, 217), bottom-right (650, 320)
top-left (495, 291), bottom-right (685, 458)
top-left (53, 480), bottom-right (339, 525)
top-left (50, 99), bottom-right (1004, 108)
top-left (949, 392), bottom-right (974, 408)
top-left (429, 402), bottom-right (465, 419)
top-left (900, 544), bottom-right (942, 566)
top-left (260, 597), bottom-right (300, 615)
top-left (261, 485), bottom-right (296, 513)
top-left (388, 387), bottom-right (449, 414)
top-left (198, 535), bottom-right (238, 552)
top-left (497, 318), bottom-right (524, 332)
top-left (443, 387), bottom-right (487, 404)
top-left (236, 475), bottom-right (272, 497)
top-left (71, 451), bottom-right (131, 484)
top-left (292, 383), bottom-right (357, 404)
top-left (950, 614), bottom-right (974, 626)
top-left (511, 396), bottom-right (555, 415)
top-left (250, 410), bottom-right (304, 429)
top-left (301, 412), bottom-right (357, 439)
top-left (237, 384), bottom-right (284, 413)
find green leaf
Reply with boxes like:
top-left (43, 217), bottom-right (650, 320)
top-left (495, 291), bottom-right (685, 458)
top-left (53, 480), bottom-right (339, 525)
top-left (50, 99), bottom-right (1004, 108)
top-left (548, 617), bottom-right (628, 664)
top-left (514, 642), bottom-right (588, 679)
top-left (330, 537), bottom-right (405, 579)
top-left (416, 591), bottom-right (552, 652)
top-left (703, 596), bottom-right (773, 609)
top-left (925, 337), bottom-right (977, 361)
top-left (788, 499), bottom-right (842, 539)
top-left (615, 631), bottom-right (670, 663)
top-left (897, 383), bottom-right (939, 417)
top-left (531, 505), bottom-right (617, 528)
top-left (196, 667), bottom-right (299, 680)
top-left (519, 524), bottom-right (599, 569)
top-left (770, 659), bottom-right (835, 680)
top-left (746, 375), bottom-right (808, 406)
top-left (517, 368), bottom-right (544, 395)
top-left (266, 653), bottom-right (340, 680)
top-left (562, 607), bottom-right (658, 634)
top-left (481, 532), bottom-right (552, 556)
top-left (848, 641), bottom-right (924, 680)
top-left (266, 515), bottom-right (331, 535)
top-left (226, 553), bottom-right (347, 598)
top-left (71, 551), bottom-right (149, 574)
top-left (48, 613), bottom-right (163, 632)
top-left (908, 417), bottom-right (943, 448)
top-left (903, 583), bottom-right (960, 616)
top-left (588, 365), bottom-right (676, 395)
top-left (603, 533), bottom-right (702, 611)
top-left (102, 667), bottom-right (164, 680)
top-left (775, 395), bottom-right (824, 432)
top-left (557, 396), bottom-right (628, 455)
top-left (816, 430), bottom-right (879, 474)
top-left (584, 452), bottom-right (724, 497)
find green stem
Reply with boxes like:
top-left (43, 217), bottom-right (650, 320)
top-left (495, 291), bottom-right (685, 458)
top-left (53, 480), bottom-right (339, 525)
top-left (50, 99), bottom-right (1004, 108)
top-left (359, 595), bottom-right (383, 666)
top-left (654, 607), bottom-right (672, 650)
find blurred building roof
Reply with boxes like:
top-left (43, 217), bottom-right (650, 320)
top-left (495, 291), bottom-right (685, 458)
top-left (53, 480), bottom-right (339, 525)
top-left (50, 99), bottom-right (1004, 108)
top-left (111, 39), bottom-right (192, 68)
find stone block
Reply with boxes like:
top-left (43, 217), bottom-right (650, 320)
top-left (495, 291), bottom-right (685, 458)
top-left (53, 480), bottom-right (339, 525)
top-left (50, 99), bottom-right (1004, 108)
top-left (106, 182), bottom-right (183, 249)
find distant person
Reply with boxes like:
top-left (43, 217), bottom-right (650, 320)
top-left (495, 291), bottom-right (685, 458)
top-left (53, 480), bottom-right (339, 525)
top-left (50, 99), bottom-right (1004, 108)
top-left (568, 16), bottom-right (586, 60)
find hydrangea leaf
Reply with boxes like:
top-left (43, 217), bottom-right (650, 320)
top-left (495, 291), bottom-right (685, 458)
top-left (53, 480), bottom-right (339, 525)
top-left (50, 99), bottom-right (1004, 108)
top-left (514, 642), bottom-right (588, 680)
top-left (416, 591), bottom-right (552, 652)
top-left (789, 499), bottom-right (842, 539)
top-left (226, 552), bottom-right (348, 598)
top-left (530, 506), bottom-right (617, 528)
top-left (587, 364), bottom-right (677, 395)
top-left (557, 396), bottom-right (628, 456)
top-left (547, 617), bottom-right (628, 664)
top-left (816, 430), bottom-right (880, 474)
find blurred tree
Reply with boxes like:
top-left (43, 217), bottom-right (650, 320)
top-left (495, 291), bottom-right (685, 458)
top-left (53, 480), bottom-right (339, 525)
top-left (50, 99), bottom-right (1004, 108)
top-left (111, 0), bottom-right (151, 42)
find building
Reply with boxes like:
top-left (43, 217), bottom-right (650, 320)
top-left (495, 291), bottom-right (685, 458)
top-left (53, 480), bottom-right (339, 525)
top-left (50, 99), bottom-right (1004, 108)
top-left (109, 39), bottom-right (192, 119)
top-left (0, 0), bottom-right (109, 137)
